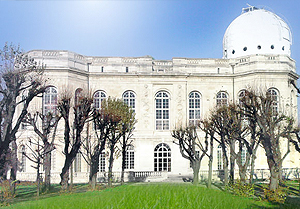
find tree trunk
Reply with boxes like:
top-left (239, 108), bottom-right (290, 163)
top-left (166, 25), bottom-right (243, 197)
top-left (250, 146), bottom-right (258, 184)
top-left (60, 169), bottom-right (69, 190)
top-left (37, 159), bottom-right (40, 197)
top-left (121, 143), bottom-right (126, 185)
top-left (70, 163), bottom-right (73, 188)
top-left (239, 167), bottom-right (247, 183)
top-left (222, 153), bottom-right (229, 186)
top-left (43, 144), bottom-right (52, 191)
top-left (207, 136), bottom-right (213, 189)
top-left (229, 143), bottom-right (235, 184)
top-left (269, 166), bottom-right (280, 191)
top-left (192, 160), bottom-right (200, 185)
top-left (108, 145), bottom-right (115, 187)
top-left (9, 140), bottom-right (18, 195)
top-left (89, 154), bottom-right (100, 189)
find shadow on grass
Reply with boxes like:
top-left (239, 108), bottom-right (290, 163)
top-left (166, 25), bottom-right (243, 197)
top-left (3, 183), bottom-right (91, 206)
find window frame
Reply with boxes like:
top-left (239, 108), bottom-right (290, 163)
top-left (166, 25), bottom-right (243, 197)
top-left (122, 90), bottom-right (136, 113)
top-left (93, 90), bottom-right (107, 110)
top-left (155, 91), bottom-right (170, 130)
top-left (43, 86), bottom-right (58, 115)
top-left (188, 91), bottom-right (201, 126)
top-left (154, 143), bottom-right (171, 172)
top-left (125, 145), bottom-right (134, 170)
top-left (216, 91), bottom-right (228, 107)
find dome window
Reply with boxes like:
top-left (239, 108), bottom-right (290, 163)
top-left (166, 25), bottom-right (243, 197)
top-left (271, 45), bottom-right (274, 49)
top-left (282, 46), bottom-right (285, 51)
top-left (232, 50), bottom-right (235, 54)
top-left (257, 45), bottom-right (261, 50)
top-left (243, 47), bottom-right (247, 51)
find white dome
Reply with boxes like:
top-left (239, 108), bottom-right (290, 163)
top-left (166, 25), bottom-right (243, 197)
top-left (223, 7), bottom-right (292, 59)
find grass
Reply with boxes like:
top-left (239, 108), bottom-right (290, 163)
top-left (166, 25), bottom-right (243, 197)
top-left (1, 182), bottom-right (300, 208)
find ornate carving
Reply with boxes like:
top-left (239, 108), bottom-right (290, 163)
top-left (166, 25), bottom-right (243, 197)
top-left (142, 84), bottom-right (150, 129)
top-left (176, 85), bottom-right (184, 123)
top-left (122, 58), bottom-right (137, 63)
top-left (94, 58), bottom-right (108, 63)
top-left (43, 51), bottom-right (58, 57)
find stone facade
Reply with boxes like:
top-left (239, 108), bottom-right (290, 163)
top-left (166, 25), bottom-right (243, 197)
top-left (15, 7), bottom-right (300, 183)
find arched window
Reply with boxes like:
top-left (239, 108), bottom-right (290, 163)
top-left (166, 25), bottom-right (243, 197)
top-left (74, 153), bottom-right (81, 172)
top-left (267, 88), bottom-right (279, 114)
top-left (154, 143), bottom-right (171, 172)
top-left (189, 91), bottom-right (201, 126)
top-left (216, 91), bottom-right (228, 106)
top-left (217, 145), bottom-right (222, 170)
top-left (43, 86), bottom-right (58, 115)
top-left (75, 88), bottom-right (83, 106)
top-left (94, 90), bottom-right (106, 110)
top-left (123, 91), bottom-right (136, 112)
top-left (99, 152), bottom-right (106, 172)
top-left (125, 145), bottom-right (134, 169)
top-left (155, 91), bottom-right (170, 130)
top-left (19, 145), bottom-right (26, 172)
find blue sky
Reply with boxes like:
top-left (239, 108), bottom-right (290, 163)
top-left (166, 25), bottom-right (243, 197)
top-left (0, 0), bottom-right (300, 67)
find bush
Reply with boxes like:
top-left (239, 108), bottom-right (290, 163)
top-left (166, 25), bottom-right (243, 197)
top-left (263, 187), bottom-right (287, 203)
top-left (226, 180), bottom-right (255, 198)
top-left (0, 180), bottom-right (15, 206)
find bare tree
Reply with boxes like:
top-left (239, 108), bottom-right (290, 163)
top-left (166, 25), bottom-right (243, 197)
top-left (81, 109), bottom-right (111, 189)
top-left (209, 105), bottom-right (231, 186)
top-left (100, 98), bottom-right (128, 187)
top-left (22, 111), bottom-right (60, 191)
top-left (21, 136), bottom-right (51, 196)
top-left (172, 125), bottom-right (208, 185)
top-left (0, 43), bottom-right (46, 183)
top-left (241, 89), bottom-right (294, 190)
top-left (119, 106), bottom-right (136, 185)
top-left (57, 91), bottom-right (93, 190)
top-left (199, 119), bottom-right (215, 188)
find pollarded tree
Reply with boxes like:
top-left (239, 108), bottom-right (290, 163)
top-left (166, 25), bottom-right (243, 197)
top-left (0, 43), bottom-right (46, 181)
top-left (119, 106), bottom-right (136, 185)
top-left (172, 125), bottom-right (208, 185)
top-left (209, 105), bottom-right (231, 186)
top-left (81, 108), bottom-right (113, 189)
top-left (241, 89), bottom-right (294, 191)
top-left (22, 111), bottom-right (60, 191)
top-left (199, 119), bottom-right (215, 188)
top-left (101, 97), bottom-right (130, 187)
top-left (57, 90), bottom-right (93, 190)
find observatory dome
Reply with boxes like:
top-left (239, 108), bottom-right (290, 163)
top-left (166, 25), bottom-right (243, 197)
top-left (223, 6), bottom-right (292, 59)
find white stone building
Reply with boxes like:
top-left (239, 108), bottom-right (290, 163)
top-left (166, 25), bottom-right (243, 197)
top-left (17, 6), bottom-right (300, 183)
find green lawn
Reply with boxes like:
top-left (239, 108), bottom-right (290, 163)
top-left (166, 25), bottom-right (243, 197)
top-left (1, 183), bottom-right (300, 208)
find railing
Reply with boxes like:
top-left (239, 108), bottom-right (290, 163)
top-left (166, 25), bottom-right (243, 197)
top-left (15, 168), bottom-right (300, 184)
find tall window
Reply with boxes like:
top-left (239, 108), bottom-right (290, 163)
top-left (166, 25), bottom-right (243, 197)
top-left (217, 145), bottom-right (223, 170)
top-left (125, 145), bottom-right (134, 169)
top-left (51, 149), bottom-right (56, 171)
top-left (241, 147), bottom-right (246, 166)
top-left (19, 145), bottom-right (26, 172)
top-left (238, 90), bottom-right (248, 124)
top-left (94, 90), bottom-right (106, 110)
top-left (216, 91), bottom-right (228, 106)
top-left (155, 91), bottom-right (170, 130)
top-left (43, 86), bottom-right (58, 115)
top-left (189, 91), bottom-right (201, 126)
top-left (267, 88), bottom-right (279, 114)
top-left (99, 152), bottom-right (106, 172)
top-left (74, 153), bottom-right (81, 172)
top-left (154, 143), bottom-right (171, 172)
top-left (75, 88), bottom-right (83, 106)
top-left (123, 91), bottom-right (135, 112)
